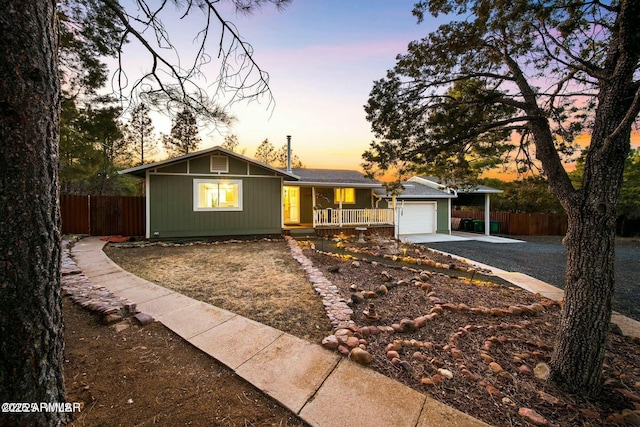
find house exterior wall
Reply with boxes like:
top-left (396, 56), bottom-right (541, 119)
top-left (313, 187), bottom-right (373, 210)
top-left (435, 198), bottom-right (449, 233)
top-left (148, 161), bottom-right (284, 239)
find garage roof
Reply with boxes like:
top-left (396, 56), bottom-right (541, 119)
top-left (374, 181), bottom-right (455, 199)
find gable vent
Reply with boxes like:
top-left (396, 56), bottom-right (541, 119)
top-left (210, 155), bottom-right (229, 173)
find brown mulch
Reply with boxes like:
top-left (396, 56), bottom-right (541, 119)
top-left (91, 238), bottom-right (640, 427)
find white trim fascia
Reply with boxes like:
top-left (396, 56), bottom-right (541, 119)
top-left (285, 180), bottom-right (383, 188)
top-left (408, 176), bottom-right (446, 190)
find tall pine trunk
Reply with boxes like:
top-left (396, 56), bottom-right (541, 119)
top-left (550, 201), bottom-right (619, 395)
top-left (0, 1), bottom-right (65, 425)
top-left (548, 22), bottom-right (635, 392)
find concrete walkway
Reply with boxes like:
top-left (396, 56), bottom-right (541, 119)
top-left (71, 237), bottom-right (490, 427)
top-left (401, 231), bottom-right (525, 244)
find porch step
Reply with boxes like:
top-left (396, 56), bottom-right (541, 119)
top-left (286, 227), bottom-right (316, 238)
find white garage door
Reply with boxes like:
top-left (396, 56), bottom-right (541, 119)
top-left (397, 202), bottom-right (436, 236)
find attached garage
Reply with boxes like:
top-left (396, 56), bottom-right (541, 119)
top-left (375, 180), bottom-right (455, 240)
top-left (397, 202), bottom-right (436, 236)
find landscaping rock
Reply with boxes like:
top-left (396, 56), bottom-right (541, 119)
top-left (321, 335), bottom-right (339, 350)
top-left (533, 362), bottom-right (550, 380)
top-left (133, 312), bottom-right (154, 326)
top-left (350, 347), bottom-right (372, 365)
top-left (518, 407), bottom-right (548, 426)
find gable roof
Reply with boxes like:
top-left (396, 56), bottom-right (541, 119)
top-left (284, 168), bottom-right (383, 188)
top-left (119, 146), bottom-right (300, 179)
top-left (410, 176), bottom-right (502, 194)
top-left (374, 181), bottom-right (455, 199)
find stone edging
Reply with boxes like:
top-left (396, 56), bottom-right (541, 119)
top-left (61, 240), bottom-right (142, 325)
top-left (285, 236), bottom-right (355, 330)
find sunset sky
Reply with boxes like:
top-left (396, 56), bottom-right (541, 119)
top-left (113, 1), bottom-right (639, 174)
top-left (114, 0), bottom-right (433, 169)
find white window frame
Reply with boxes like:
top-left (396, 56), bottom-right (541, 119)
top-left (193, 179), bottom-right (243, 211)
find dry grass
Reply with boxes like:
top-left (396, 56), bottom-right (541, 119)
top-left (103, 240), bottom-right (333, 342)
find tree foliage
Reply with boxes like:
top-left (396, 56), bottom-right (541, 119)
top-left (124, 103), bottom-right (157, 165)
top-left (482, 177), bottom-right (564, 214)
top-left (103, 0), bottom-right (291, 121)
top-left (220, 134), bottom-right (246, 155)
top-left (364, 0), bottom-right (640, 395)
top-left (274, 144), bottom-right (304, 168)
top-left (254, 138), bottom-right (277, 164)
top-left (163, 108), bottom-right (202, 157)
top-left (254, 138), bottom-right (304, 168)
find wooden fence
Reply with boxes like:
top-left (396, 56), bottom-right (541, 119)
top-left (60, 195), bottom-right (566, 238)
top-left (452, 210), bottom-right (568, 236)
top-left (60, 195), bottom-right (145, 236)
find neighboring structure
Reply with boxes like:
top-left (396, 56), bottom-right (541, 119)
top-left (119, 147), bottom-right (499, 240)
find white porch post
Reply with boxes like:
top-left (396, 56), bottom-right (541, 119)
top-left (338, 191), bottom-right (343, 227)
top-left (448, 197), bottom-right (452, 235)
top-left (484, 193), bottom-right (490, 236)
top-left (312, 187), bottom-right (316, 227)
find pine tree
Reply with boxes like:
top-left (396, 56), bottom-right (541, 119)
top-left (163, 108), bottom-right (201, 157)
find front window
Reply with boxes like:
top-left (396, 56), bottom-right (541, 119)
top-left (194, 179), bottom-right (242, 211)
top-left (334, 188), bottom-right (355, 204)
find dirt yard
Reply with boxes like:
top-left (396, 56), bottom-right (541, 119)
top-left (63, 297), bottom-right (308, 426)
top-left (78, 237), bottom-right (640, 427)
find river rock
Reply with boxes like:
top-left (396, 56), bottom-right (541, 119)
top-left (533, 362), bottom-right (550, 380)
top-left (350, 347), bottom-right (372, 365)
top-left (322, 335), bottom-right (339, 350)
top-left (399, 318), bottom-right (417, 332)
top-left (518, 408), bottom-right (548, 426)
top-left (437, 368), bottom-right (453, 379)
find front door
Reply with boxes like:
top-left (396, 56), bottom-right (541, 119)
top-left (283, 186), bottom-right (300, 224)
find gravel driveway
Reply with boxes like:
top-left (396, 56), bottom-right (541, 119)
top-left (425, 236), bottom-right (640, 322)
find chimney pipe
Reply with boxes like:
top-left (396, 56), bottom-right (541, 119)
top-left (286, 135), bottom-right (292, 173)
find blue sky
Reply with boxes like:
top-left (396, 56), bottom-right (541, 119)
top-left (115, 1), bottom-right (436, 169)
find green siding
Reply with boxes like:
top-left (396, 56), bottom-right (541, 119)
top-left (149, 175), bottom-right (283, 238)
top-left (436, 199), bottom-right (449, 233)
top-left (228, 156), bottom-right (248, 174)
top-left (300, 187), bottom-right (314, 224)
top-left (186, 154), bottom-right (278, 176)
top-left (157, 161), bottom-right (187, 174)
top-left (249, 163), bottom-right (278, 176)
top-left (314, 187), bottom-right (373, 209)
top-left (188, 156), bottom-right (212, 174)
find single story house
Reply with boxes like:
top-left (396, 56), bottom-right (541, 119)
top-left (119, 147), bottom-right (499, 240)
top-left (119, 146), bottom-right (298, 239)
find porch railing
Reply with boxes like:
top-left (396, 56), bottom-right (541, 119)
top-left (313, 208), bottom-right (394, 227)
